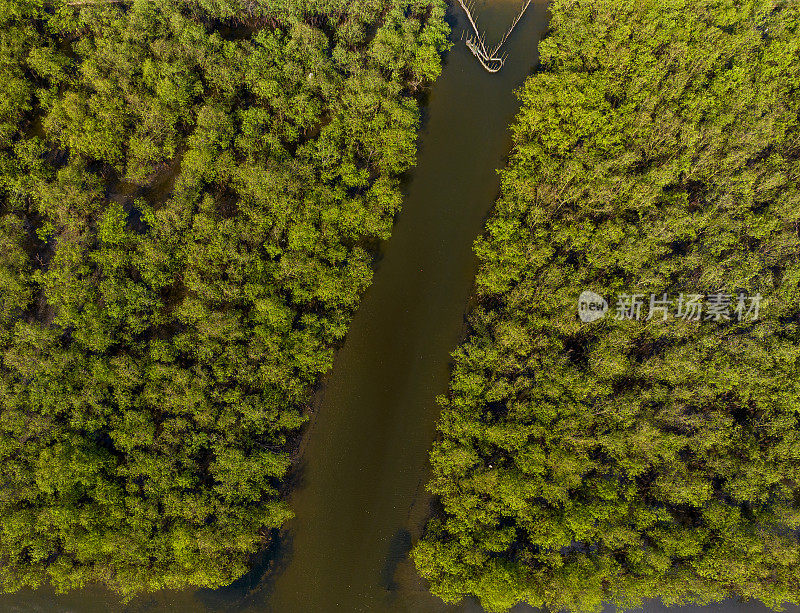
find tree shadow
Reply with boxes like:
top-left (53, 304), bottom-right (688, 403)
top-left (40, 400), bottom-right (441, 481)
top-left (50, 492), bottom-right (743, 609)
top-left (379, 528), bottom-right (414, 593)
top-left (194, 528), bottom-right (295, 613)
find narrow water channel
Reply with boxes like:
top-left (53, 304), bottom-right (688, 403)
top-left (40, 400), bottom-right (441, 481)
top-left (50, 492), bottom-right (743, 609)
top-left (265, 2), bottom-right (551, 611)
top-left (0, 4), bottom-right (550, 612)
top-left (4, 3), bottom-right (793, 613)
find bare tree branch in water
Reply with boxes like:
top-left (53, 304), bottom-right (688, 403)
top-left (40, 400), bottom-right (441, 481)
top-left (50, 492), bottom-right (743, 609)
top-left (456, 0), bottom-right (531, 73)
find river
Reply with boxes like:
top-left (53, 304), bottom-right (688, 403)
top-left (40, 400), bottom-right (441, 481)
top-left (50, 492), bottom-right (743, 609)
top-left (265, 1), bottom-right (550, 611)
top-left (1, 2), bottom-right (797, 613)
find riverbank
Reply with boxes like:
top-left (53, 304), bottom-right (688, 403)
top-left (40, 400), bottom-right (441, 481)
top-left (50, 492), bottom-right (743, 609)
top-left (264, 2), bottom-right (552, 611)
top-left (415, 1), bottom-right (800, 611)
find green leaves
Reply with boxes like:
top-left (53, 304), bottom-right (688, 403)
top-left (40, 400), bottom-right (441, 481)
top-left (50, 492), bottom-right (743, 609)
top-left (417, 0), bottom-right (800, 611)
top-left (0, 0), bottom-right (448, 600)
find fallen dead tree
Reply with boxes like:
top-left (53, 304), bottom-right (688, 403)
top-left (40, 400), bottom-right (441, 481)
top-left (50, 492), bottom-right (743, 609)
top-left (456, 0), bottom-right (531, 73)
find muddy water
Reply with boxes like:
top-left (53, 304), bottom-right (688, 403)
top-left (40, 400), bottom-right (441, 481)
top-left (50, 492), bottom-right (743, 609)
top-left (0, 3), bottom-right (549, 612)
top-left (2, 2), bottom-right (794, 613)
top-left (265, 2), bottom-right (551, 612)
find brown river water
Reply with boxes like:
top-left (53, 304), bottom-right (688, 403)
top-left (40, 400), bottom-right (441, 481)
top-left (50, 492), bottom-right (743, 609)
top-left (1, 3), bottom-right (797, 613)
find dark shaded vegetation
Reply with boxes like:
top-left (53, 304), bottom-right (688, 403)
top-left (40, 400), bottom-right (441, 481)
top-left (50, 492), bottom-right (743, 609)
top-left (0, 0), bottom-right (447, 599)
top-left (413, 1), bottom-right (800, 611)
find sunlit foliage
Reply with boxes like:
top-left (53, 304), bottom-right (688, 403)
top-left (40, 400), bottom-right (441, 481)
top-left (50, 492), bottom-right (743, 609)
top-left (0, 0), bottom-right (448, 598)
top-left (414, 1), bottom-right (800, 611)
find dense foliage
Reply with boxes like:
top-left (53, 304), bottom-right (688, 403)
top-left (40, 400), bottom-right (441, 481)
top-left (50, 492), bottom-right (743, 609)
top-left (414, 1), bottom-right (800, 611)
top-left (0, 0), bottom-right (447, 598)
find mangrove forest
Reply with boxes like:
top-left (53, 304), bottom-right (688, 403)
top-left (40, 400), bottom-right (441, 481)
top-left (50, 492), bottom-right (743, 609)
top-left (0, 0), bottom-right (447, 599)
top-left (415, 0), bottom-right (800, 611)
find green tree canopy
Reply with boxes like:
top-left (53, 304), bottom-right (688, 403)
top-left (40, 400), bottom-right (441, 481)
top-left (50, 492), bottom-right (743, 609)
top-left (414, 1), bottom-right (800, 611)
top-left (0, 0), bottom-right (448, 599)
